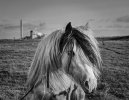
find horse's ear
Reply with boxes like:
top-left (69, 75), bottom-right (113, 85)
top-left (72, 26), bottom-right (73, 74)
top-left (60, 22), bottom-right (72, 53)
top-left (65, 22), bottom-right (72, 33)
top-left (84, 22), bottom-right (89, 30)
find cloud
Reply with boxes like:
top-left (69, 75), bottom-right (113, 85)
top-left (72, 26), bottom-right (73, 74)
top-left (116, 15), bottom-right (129, 23)
top-left (91, 17), bottom-right (129, 29)
top-left (0, 22), bottom-right (46, 31)
top-left (3, 24), bottom-right (19, 29)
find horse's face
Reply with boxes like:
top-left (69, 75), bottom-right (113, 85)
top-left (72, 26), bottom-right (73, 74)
top-left (61, 42), bottom-right (95, 93)
top-left (60, 23), bottom-right (99, 93)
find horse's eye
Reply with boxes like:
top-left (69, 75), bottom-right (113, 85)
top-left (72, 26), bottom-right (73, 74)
top-left (72, 51), bottom-right (75, 56)
top-left (67, 51), bottom-right (75, 56)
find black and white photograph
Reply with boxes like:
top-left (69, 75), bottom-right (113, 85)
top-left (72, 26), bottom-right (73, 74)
top-left (0, 0), bottom-right (129, 100)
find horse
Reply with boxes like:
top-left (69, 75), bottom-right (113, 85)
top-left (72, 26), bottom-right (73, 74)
top-left (24, 22), bottom-right (102, 100)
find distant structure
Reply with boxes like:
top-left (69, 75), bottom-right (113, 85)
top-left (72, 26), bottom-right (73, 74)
top-left (19, 19), bottom-right (45, 40)
top-left (30, 30), bottom-right (33, 39)
top-left (20, 19), bottom-right (23, 39)
top-left (23, 30), bottom-right (44, 40)
top-left (23, 30), bottom-right (33, 40)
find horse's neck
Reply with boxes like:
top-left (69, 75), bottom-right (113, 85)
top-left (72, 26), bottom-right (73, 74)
top-left (33, 71), bottom-right (85, 100)
top-left (34, 77), bottom-right (86, 100)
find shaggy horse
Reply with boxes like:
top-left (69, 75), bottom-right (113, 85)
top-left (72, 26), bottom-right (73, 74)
top-left (24, 22), bottom-right (101, 100)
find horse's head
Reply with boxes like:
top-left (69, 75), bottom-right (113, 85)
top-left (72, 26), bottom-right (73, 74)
top-left (27, 22), bottom-right (102, 96)
top-left (60, 22), bottom-right (101, 93)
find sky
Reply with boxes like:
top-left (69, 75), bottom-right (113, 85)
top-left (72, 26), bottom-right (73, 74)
top-left (0, 0), bottom-right (129, 39)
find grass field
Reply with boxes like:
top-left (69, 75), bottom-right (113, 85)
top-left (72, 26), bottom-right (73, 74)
top-left (0, 39), bottom-right (129, 100)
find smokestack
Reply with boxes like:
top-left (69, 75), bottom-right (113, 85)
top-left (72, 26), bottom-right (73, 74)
top-left (20, 19), bottom-right (23, 39)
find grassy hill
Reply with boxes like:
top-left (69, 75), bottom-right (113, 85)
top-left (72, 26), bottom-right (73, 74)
top-left (0, 38), bottom-right (129, 100)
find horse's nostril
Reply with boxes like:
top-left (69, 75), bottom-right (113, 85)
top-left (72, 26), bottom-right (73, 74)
top-left (85, 81), bottom-right (89, 88)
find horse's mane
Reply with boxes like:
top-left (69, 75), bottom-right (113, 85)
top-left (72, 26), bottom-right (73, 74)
top-left (26, 26), bottom-right (101, 93)
top-left (27, 30), bottom-right (63, 86)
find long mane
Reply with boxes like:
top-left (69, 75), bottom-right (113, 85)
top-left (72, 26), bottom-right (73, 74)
top-left (27, 30), bottom-right (63, 87)
top-left (26, 26), bottom-right (101, 93)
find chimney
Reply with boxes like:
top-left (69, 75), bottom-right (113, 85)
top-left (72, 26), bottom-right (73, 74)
top-left (20, 19), bottom-right (23, 39)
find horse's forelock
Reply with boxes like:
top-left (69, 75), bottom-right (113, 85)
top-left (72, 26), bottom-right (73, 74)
top-left (73, 28), bottom-right (102, 68)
